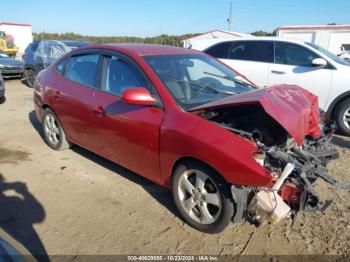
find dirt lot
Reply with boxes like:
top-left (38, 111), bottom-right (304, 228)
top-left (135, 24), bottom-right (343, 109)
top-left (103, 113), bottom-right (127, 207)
top-left (0, 80), bottom-right (350, 259)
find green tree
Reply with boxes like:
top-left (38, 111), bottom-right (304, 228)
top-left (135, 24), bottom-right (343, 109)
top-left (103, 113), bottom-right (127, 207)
top-left (33, 32), bottom-right (200, 47)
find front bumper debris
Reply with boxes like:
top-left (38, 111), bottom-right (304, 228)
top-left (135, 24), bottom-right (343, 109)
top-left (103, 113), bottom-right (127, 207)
top-left (232, 120), bottom-right (347, 226)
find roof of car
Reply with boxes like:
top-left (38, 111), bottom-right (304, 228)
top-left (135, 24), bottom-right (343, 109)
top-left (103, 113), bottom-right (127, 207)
top-left (84, 43), bottom-right (202, 56)
top-left (202, 36), bottom-right (308, 44)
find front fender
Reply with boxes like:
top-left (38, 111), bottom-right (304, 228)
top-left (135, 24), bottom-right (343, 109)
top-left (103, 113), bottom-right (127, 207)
top-left (159, 111), bottom-right (273, 187)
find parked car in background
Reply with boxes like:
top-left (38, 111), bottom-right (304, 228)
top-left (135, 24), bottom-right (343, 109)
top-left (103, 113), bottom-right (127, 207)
top-left (0, 49), bottom-right (24, 79)
top-left (200, 37), bottom-right (350, 135)
top-left (23, 40), bottom-right (71, 87)
top-left (63, 40), bottom-right (90, 49)
top-left (0, 73), bottom-right (5, 103)
top-left (33, 44), bottom-right (341, 233)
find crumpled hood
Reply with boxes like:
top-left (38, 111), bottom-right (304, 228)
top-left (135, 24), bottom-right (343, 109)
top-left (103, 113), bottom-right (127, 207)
top-left (190, 85), bottom-right (321, 145)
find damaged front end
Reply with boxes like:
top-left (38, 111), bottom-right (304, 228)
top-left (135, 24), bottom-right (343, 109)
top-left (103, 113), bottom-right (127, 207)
top-left (194, 85), bottom-right (349, 226)
top-left (248, 119), bottom-right (339, 225)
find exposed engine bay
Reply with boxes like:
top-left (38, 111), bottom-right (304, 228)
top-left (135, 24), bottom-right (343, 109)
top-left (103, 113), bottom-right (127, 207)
top-left (199, 104), bottom-right (350, 226)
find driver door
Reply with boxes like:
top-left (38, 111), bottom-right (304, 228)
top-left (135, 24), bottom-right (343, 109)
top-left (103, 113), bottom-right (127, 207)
top-left (89, 52), bottom-right (164, 183)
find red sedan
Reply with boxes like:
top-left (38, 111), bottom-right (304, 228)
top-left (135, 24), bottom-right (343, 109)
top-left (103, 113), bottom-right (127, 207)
top-left (34, 44), bottom-right (340, 233)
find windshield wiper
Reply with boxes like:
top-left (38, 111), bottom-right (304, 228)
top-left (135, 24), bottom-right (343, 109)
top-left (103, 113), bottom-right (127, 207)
top-left (174, 79), bottom-right (235, 95)
top-left (203, 71), bottom-right (256, 88)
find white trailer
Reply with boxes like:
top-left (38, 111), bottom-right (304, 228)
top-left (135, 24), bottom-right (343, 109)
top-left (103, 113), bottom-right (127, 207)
top-left (0, 22), bottom-right (33, 59)
top-left (277, 25), bottom-right (350, 55)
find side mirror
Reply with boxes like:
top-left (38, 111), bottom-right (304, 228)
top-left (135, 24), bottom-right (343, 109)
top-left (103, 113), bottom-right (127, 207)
top-left (121, 87), bottom-right (156, 106)
top-left (312, 58), bottom-right (327, 68)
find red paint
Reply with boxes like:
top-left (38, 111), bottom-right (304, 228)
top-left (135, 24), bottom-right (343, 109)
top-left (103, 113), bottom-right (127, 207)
top-left (121, 87), bottom-right (156, 105)
top-left (34, 44), bottom-right (321, 189)
top-left (279, 182), bottom-right (302, 206)
top-left (190, 85), bottom-right (321, 145)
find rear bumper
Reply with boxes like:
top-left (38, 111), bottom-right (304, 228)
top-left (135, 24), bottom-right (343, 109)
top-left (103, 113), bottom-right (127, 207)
top-left (34, 89), bottom-right (45, 123)
top-left (34, 100), bottom-right (43, 123)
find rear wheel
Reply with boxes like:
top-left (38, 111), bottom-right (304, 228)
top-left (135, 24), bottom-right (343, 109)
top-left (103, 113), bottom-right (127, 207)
top-left (334, 98), bottom-right (350, 136)
top-left (42, 108), bottom-right (71, 150)
top-left (172, 160), bottom-right (234, 233)
top-left (24, 69), bottom-right (36, 88)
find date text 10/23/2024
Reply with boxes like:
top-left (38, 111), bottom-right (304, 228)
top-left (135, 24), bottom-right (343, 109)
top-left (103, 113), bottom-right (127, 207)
top-left (127, 256), bottom-right (219, 261)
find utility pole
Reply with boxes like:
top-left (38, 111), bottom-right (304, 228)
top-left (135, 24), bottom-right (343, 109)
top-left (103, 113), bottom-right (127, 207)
top-left (227, 1), bottom-right (233, 31)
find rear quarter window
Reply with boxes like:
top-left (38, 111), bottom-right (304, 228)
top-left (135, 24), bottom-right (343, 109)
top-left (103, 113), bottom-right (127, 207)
top-left (56, 59), bottom-right (67, 74)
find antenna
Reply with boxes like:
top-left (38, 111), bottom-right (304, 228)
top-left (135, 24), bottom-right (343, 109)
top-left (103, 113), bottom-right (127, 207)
top-left (227, 1), bottom-right (233, 31)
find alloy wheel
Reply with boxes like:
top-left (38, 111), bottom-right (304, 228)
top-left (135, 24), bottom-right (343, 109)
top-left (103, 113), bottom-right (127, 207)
top-left (177, 169), bottom-right (221, 225)
top-left (343, 107), bottom-right (350, 129)
top-left (44, 113), bottom-right (60, 146)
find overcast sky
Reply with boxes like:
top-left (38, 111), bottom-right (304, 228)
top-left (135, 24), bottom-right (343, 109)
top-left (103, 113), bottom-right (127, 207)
top-left (1, 0), bottom-right (350, 36)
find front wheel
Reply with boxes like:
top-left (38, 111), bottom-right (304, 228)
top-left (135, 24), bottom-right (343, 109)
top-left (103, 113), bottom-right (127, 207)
top-left (334, 98), bottom-right (350, 136)
top-left (172, 160), bottom-right (234, 233)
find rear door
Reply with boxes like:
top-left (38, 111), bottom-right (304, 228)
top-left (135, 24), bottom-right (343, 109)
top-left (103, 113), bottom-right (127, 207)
top-left (206, 40), bottom-right (274, 87)
top-left (51, 51), bottom-right (101, 147)
top-left (269, 41), bottom-right (332, 109)
top-left (89, 51), bottom-right (164, 182)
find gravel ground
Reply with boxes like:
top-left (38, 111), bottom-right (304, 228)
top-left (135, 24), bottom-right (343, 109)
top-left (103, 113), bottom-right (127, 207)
top-left (0, 80), bottom-right (349, 259)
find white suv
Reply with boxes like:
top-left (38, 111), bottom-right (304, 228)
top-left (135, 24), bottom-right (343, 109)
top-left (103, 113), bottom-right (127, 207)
top-left (199, 37), bottom-right (350, 135)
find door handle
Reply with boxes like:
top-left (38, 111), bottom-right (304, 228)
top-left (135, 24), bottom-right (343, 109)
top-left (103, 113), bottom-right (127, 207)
top-left (92, 105), bottom-right (105, 116)
top-left (271, 70), bottom-right (286, 75)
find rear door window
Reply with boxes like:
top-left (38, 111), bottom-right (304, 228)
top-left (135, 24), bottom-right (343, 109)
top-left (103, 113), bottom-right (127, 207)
top-left (275, 42), bottom-right (320, 67)
top-left (65, 54), bottom-right (100, 87)
top-left (228, 41), bottom-right (274, 63)
top-left (205, 42), bottom-right (232, 59)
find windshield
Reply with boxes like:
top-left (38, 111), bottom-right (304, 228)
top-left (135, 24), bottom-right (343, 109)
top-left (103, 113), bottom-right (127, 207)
top-left (144, 54), bottom-right (253, 110)
top-left (306, 42), bottom-right (349, 66)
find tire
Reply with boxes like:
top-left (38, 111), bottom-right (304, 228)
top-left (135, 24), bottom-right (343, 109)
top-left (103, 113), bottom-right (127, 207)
top-left (24, 68), bottom-right (36, 88)
top-left (172, 160), bottom-right (234, 233)
top-left (42, 108), bottom-right (71, 150)
top-left (334, 98), bottom-right (350, 136)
